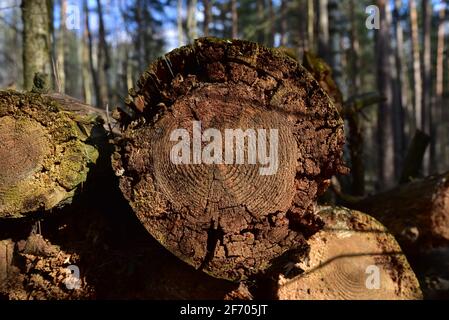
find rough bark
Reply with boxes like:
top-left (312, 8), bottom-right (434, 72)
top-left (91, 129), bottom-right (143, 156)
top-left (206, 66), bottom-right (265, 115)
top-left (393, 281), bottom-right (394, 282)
top-left (21, 0), bottom-right (53, 90)
top-left (0, 90), bottom-right (105, 218)
top-left (276, 207), bottom-right (422, 300)
top-left (349, 172), bottom-right (449, 252)
top-left (113, 38), bottom-right (347, 281)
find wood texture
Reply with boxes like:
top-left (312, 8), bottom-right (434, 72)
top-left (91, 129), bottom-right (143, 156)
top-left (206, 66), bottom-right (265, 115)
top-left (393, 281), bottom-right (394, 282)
top-left (113, 38), bottom-right (347, 281)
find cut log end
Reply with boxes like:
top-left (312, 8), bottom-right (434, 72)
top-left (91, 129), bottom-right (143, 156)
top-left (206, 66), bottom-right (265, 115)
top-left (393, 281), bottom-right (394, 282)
top-left (0, 91), bottom-right (101, 218)
top-left (113, 38), bottom-right (347, 281)
top-left (277, 207), bottom-right (423, 300)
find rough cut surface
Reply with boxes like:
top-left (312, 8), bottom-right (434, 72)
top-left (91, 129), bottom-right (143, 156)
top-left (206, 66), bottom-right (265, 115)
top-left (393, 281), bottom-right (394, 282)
top-left (113, 38), bottom-right (347, 281)
top-left (0, 91), bottom-right (101, 218)
top-left (277, 207), bottom-right (423, 300)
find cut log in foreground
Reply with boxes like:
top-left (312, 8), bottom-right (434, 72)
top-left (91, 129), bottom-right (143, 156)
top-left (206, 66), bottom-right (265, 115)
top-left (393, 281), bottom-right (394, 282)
top-left (277, 207), bottom-right (422, 300)
top-left (113, 38), bottom-right (347, 281)
top-left (348, 172), bottom-right (449, 253)
top-left (0, 91), bottom-right (105, 218)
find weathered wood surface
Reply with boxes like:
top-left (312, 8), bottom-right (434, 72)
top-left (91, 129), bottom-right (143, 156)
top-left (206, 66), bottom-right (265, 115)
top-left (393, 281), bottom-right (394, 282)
top-left (112, 38), bottom-right (347, 281)
top-left (277, 207), bottom-right (422, 300)
top-left (0, 90), bottom-right (105, 218)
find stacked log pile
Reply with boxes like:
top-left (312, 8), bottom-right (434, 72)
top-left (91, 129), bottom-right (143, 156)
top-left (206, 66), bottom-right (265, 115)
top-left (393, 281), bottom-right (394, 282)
top-left (0, 38), bottom-right (423, 300)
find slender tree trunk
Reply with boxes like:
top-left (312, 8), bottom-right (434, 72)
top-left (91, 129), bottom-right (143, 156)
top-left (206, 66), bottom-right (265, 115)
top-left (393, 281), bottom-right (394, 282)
top-left (409, 0), bottom-right (422, 132)
top-left (267, 0), bottom-right (275, 47)
top-left (422, 0), bottom-right (432, 174)
top-left (203, 0), bottom-right (211, 36)
top-left (390, 0), bottom-right (405, 178)
top-left (348, 0), bottom-right (360, 95)
top-left (393, 0), bottom-right (410, 149)
top-left (96, 0), bottom-right (110, 107)
top-left (347, 0), bottom-right (364, 196)
top-left (177, 0), bottom-right (184, 45)
top-left (307, 0), bottom-right (314, 51)
top-left (81, 14), bottom-right (92, 105)
top-left (56, 0), bottom-right (66, 93)
top-left (231, 0), bottom-right (238, 39)
top-left (83, 0), bottom-right (99, 107)
top-left (186, 0), bottom-right (198, 43)
top-left (435, 5), bottom-right (446, 172)
top-left (317, 0), bottom-right (329, 61)
top-left (279, 0), bottom-right (287, 46)
top-left (21, 0), bottom-right (53, 90)
top-left (257, 0), bottom-right (265, 44)
top-left (375, 0), bottom-right (395, 189)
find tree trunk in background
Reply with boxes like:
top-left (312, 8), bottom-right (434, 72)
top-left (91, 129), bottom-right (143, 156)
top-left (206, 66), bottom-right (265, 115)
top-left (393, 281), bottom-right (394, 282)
top-left (96, 0), bottom-right (110, 107)
top-left (375, 0), bottom-right (395, 190)
top-left (393, 0), bottom-right (409, 151)
top-left (81, 17), bottom-right (92, 105)
top-left (56, 0), bottom-right (66, 93)
top-left (347, 0), bottom-right (364, 196)
top-left (257, 0), bottom-right (265, 44)
top-left (317, 0), bottom-right (329, 62)
top-left (177, 0), bottom-right (184, 45)
top-left (328, 0), bottom-right (341, 89)
top-left (203, 0), bottom-right (211, 36)
top-left (83, 0), bottom-right (99, 107)
top-left (307, 0), bottom-right (314, 51)
top-left (267, 0), bottom-right (275, 47)
top-left (231, 0), bottom-right (238, 39)
top-left (279, 0), bottom-right (287, 46)
top-left (21, 0), bottom-right (53, 90)
top-left (422, 0), bottom-right (432, 174)
top-left (348, 0), bottom-right (360, 96)
top-left (186, 0), bottom-right (198, 43)
top-left (388, 0), bottom-right (404, 179)
top-left (409, 0), bottom-right (422, 133)
top-left (435, 5), bottom-right (446, 173)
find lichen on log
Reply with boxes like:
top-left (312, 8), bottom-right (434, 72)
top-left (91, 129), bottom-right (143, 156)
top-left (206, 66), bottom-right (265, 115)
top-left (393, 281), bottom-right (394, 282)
top-left (0, 90), bottom-right (102, 218)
